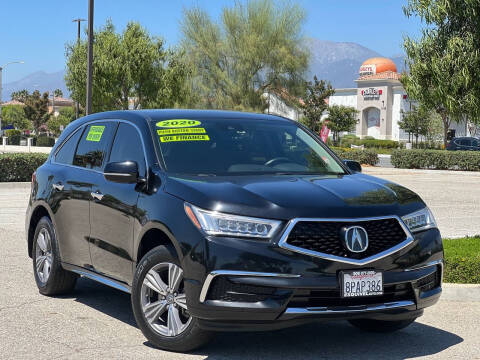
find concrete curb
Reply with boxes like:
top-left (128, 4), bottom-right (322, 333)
top-left (364, 167), bottom-right (480, 176)
top-left (442, 283), bottom-right (480, 302)
top-left (0, 182), bottom-right (31, 190)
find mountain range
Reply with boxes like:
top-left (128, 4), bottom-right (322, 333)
top-left (1, 39), bottom-right (405, 101)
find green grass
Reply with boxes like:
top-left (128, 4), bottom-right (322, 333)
top-left (443, 236), bottom-right (480, 284)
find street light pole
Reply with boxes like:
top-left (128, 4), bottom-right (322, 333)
top-left (0, 61), bottom-right (24, 135)
top-left (86, 0), bottom-right (94, 115)
top-left (72, 18), bottom-right (86, 119)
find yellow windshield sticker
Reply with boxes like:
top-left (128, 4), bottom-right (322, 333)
top-left (157, 127), bottom-right (206, 136)
top-left (159, 134), bottom-right (210, 142)
top-left (86, 125), bottom-right (105, 142)
top-left (156, 119), bottom-right (201, 128)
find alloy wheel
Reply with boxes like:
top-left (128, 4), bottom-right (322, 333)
top-left (35, 228), bottom-right (53, 284)
top-left (141, 262), bottom-right (192, 337)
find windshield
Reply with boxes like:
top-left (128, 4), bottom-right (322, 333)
top-left (151, 117), bottom-right (346, 176)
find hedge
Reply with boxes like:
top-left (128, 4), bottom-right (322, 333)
top-left (391, 149), bottom-right (480, 171)
top-left (33, 136), bottom-right (56, 147)
top-left (443, 237), bottom-right (480, 284)
top-left (0, 153), bottom-right (49, 182)
top-left (331, 147), bottom-right (379, 166)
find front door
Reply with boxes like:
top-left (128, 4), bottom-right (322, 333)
top-left (89, 122), bottom-right (147, 283)
top-left (366, 107), bottom-right (380, 138)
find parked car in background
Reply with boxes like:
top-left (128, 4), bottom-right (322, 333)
top-left (446, 137), bottom-right (480, 151)
top-left (26, 110), bottom-right (443, 352)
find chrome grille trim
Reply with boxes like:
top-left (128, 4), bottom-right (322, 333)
top-left (283, 300), bottom-right (415, 315)
top-left (199, 270), bottom-right (301, 303)
top-left (278, 216), bottom-right (414, 266)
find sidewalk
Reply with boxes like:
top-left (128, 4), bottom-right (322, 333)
top-left (0, 145), bottom-right (52, 154)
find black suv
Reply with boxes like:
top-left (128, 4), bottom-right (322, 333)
top-left (26, 110), bottom-right (443, 352)
top-left (446, 136), bottom-right (480, 151)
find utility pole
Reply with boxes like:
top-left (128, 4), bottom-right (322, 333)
top-left (86, 0), bottom-right (94, 115)
top-left (0, 61), bottom-right (24, 135)
top-left (72, 18), bottom-right (86, 119)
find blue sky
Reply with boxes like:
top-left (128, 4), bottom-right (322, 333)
top-left (1, 0), bottom-right (422, 83)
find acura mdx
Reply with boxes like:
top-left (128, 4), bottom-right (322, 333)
top-left (26, 110), bottom-right (443, 351)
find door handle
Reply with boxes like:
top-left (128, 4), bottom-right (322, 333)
top-left (52, 183), bottom-right (64, 191)
top-left (91, 191), bottom-right (104, 201)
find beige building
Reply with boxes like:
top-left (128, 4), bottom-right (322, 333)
top-left (328, 57), bottom-right (475, 141)
top-left (328, 57), bottom-right (409, 140)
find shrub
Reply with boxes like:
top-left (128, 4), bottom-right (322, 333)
top-left (331, 147), bottom-right (379, 166)
top-left (0, 153), bottom-right (49, 182)
top-left (4, 129), bottom-right (21, 137)
top-left (443, 237), bottom-right (480, 284)
top-left (391, 149), bottom-right (480, 171)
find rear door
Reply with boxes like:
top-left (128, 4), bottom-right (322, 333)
top-left (457, 138), bottom-right (471, 150)
top-left (89, 122), bottom-right (146, 283)
top-left (50, 126), bottom-right (93, 267)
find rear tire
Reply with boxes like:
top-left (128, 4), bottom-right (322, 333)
top-left (348, 318), bottom-right (416, 333)
top-left (131, 245), bottom-right (212, 352)
top-left (32, 216), bottom-right (77, 296)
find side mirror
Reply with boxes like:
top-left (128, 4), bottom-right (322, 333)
top-left (343, 159), bottom-right (362, 173)
top-left (104, 161), bottom-right (139, 184)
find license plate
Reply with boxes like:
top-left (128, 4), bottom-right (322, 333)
top-left (341, 270), bottom-right (383, 297)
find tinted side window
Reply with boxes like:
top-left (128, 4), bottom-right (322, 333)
top-left (472, 139), bottom-right (479, 147)
top-left (73, 122), bottom-right (116, 171)
top-left (109, 123), bottom-right (146, 176)
top-left (55, 128), bottom-right (83, 165)
top-left (459, 138), bottom-right (471, 146)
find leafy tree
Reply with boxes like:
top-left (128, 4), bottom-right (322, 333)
top-left (425, 111), bottom-right (443, 144)
top-left (181, 0), bottom-right (309, 111)
top-left (399, 106), bottom-right (429, 146)
top-left (1, 105), bottom-right (32, 130)
top-left (57, 106), bottom-right (76, 122)
top-left (322, 105), bottom-right (358, 146)
top-left (402, 0), bottom-right (480, 146)
top-left (65, 20), bottom-right (190, 113)
top-left (24, 90), bottom-right (49, 134)
top-left (300, 76), bottom-right (335, 133)
top-left (53, 89), bottom-right (63, 98)
top-left (10, 90), bottom-right (29, 103)
top-left (47, 107), bottom-right (77, 136)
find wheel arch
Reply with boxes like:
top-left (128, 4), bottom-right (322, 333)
top-left (27, 202), bottom-right (55, 258)
top-left (135, 222), bottom-right (183, 265)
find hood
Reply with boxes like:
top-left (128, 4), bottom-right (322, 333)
top-left (163, 173), bottom-right (425, 220)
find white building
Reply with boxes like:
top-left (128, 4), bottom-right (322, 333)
top-left (267, 56), bottom-right (476, 141)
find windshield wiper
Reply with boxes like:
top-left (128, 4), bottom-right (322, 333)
top-left (272, 171), bottom-right (345, 176)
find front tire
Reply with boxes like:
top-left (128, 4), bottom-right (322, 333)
top-left (32, 216), bottom-right (77, 295)
top-left (348, 318), bottom-right (416, 333)
top-left (131, 246), bottom-right (212, 352)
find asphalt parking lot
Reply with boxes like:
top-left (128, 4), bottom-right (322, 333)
top-left (363, 167), bottom-right (480, 238)
top-left (1, 169), bottom-right (479, 359)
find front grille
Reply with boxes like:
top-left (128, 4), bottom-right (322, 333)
top-left (416, 267), bottom-right (441, 292)
top-left (288, 283), bottom-right (414, 308)
top-left (207, 277), bottom-right (276, 302)
top-left (285, 218), bottom-right (407, 260)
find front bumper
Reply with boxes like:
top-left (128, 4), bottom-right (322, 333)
top-left (182, 227), bottom-right (443, 331)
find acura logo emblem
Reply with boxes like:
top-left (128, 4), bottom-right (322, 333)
top-left (343, 226), bottom-right (369, 253)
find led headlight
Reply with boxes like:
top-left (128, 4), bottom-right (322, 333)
top-left (185, 203), bottom-right (282, 238)
top-left (401, 207), bottom-right (437, 233)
